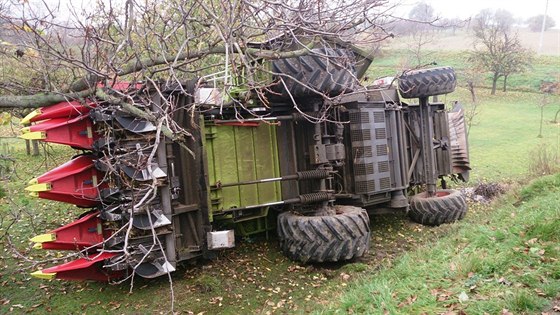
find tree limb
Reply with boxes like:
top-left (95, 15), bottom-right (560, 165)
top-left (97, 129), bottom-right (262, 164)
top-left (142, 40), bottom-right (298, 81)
top-left (2, 43), bottom-right (316, 109)
top-left (0, 89), bottom-right (95, 108)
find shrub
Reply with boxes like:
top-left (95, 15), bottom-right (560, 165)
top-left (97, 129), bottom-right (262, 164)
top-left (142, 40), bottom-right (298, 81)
top-left (528, 144), bottom-right (559, 177)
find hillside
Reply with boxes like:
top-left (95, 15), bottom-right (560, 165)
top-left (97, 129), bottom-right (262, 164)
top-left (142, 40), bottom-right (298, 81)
top-left (386, 27), bottom-right (560, 56)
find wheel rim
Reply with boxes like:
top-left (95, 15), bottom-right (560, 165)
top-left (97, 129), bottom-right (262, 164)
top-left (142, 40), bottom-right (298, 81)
top-left (435, 191), bottom-right (450, 197)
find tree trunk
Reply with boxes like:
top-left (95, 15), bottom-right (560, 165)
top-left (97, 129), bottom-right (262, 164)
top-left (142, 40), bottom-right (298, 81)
top-left (25, 140), bottom-right (31, 156)
top-left (503, 75), bottom-right (508, 92)
top-left (31, 140), bottom-right (40, 156)
top-left (467, 81), bottom-right (476, 103)
top-left (491, 74), bottom-right (498, 95)
top-left (0, 43), bottom-right (318, 109)
top-left (0, 89), bottom-right (95, 109)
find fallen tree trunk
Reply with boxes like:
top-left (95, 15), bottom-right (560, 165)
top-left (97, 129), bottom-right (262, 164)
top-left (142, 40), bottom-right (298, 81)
top-left (1, 44), bottom-right (316, 109)
top-left (0, 89), bottom-right (95, 109)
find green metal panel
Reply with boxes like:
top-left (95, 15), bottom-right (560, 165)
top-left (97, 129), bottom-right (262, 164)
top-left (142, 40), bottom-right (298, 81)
top-left (204, 121), bottom-right (282, 215)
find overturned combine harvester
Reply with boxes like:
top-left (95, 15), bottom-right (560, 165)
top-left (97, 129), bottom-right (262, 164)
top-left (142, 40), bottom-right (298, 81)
top-left (21, 38), bottom-right (470, 281)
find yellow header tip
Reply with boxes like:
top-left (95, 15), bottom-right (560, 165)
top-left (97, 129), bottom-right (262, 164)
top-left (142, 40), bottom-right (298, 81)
top-left (30, 233), bottom-right (56, 243)
top-left (21, 109), bottom-right (41, 125)
top-left (30, 270), bottom-right (56, 280)
top-left (19, 131), bottom-right (46, 140)
top-left (25, 183), bottom-right (51, 192)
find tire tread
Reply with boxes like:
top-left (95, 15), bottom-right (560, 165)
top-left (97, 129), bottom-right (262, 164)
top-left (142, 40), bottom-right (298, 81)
top-left (399, 67), bottom-right (457, 99)
top-left (408, 189), bottom-right (467, 226)
top-left (278, 206), bottom-right (370, 263)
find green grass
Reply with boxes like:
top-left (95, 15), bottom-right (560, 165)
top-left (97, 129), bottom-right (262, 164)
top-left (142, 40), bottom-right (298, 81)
top-left (456, 89), bottom-right (559, 182)
top-left (321, 173), bottom-right (560, 314)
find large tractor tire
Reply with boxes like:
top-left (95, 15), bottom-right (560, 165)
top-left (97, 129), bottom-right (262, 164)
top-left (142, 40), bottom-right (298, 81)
top-left (398, 67), bottom-right (457, 99)
top-left (408, 189), bottom-right (467, 226)
top-left (271, 48), bottom-right (358, 99)
top-left (277, 205), bottom-right (370, 263)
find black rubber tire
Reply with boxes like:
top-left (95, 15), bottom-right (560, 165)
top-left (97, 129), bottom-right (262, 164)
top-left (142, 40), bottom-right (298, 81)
top-left (271, 48), bottom-right (358, 99)
top-left (398, 67), bottom-right (457, 99)
top-left (408, 189), bottom-right (467, 226)
top-left (277, 205), bottom-right (370, 263)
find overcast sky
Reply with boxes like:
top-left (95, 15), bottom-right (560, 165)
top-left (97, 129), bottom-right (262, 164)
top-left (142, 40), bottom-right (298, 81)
top-left (25, 0), bottom-right (560, 27)
top-left (398, 0), bottom-right (560, 25)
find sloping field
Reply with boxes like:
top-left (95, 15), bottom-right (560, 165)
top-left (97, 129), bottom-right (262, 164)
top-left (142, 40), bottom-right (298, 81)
top-left (388, 28), bottom-right (560, 56)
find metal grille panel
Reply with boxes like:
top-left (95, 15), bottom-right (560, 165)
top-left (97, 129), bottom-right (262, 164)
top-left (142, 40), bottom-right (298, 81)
top-left (351, 129), bottom-right (371, 142)
top-left (352, 146), bottom-right (373, 158)
top-left (354, 163), bottom-right (374, 175)
top-left (378, 161), bottom-right (390, 173)
top-left (379, 177), bottom-right (391, 190)
top-left (349, 112), bottom-right (370, 124)
top-left (376, 144), bottom-right (387, 156)
top-left (355, 180), bottom-right (375, 193)
top-left (349, 105), bottom-right (392, 194)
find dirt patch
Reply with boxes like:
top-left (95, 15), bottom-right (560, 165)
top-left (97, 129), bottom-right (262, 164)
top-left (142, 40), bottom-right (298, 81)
top-left (461, 182), bottom-right (507, 203)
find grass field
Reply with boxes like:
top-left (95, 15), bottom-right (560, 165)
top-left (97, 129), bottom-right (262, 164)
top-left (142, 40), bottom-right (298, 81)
top-left (387, 27), bottom-right (560, 56)
top-left (322, 173), bottom-right (560, 314)
top-left (454, 88), bottom-right (559, 182)
top-left (1, 49), bottom-right (559, 314)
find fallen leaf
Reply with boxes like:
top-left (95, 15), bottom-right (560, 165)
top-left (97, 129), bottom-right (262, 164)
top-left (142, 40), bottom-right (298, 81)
top-left (437, 293), bottom-right (451, 302)
top-left (534, 288), bottom-right (546, 296)
top-left (397, 295), bottom-right (417, 308)
top-left (501, 309), bottom-right (513, 315)
top-left (527, 238), bottom-right (538, 245)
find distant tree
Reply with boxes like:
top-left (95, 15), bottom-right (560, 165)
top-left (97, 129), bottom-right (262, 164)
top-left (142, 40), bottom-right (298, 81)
top-left (471, 9), bottom-right (532, 95)
top-left (407, 2), bottom-right (436, 65)
top-left (438, 18), bottom-right (466, 35)
top-left (537, 93), bottom-right (550, 138)
top-left (408, 2), bottom-right (435, 24)
top-left (527, 15), bottom-right (556, 32)
top-left (501, 48), bottom-right (533, 92)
